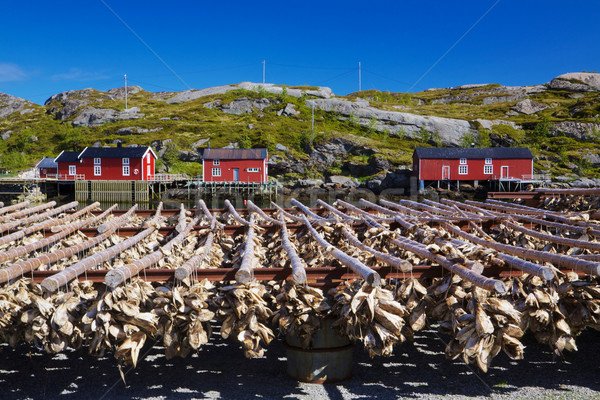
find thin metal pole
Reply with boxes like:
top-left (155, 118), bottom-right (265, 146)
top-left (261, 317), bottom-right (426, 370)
top-left (262, 60), bottom-right (265, 84)
top-left (358, 61), bottom-right (361, 92)
top-left (124, 74), bottom-right (128, 109)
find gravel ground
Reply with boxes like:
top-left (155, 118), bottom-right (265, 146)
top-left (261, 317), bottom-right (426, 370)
top-left (1, 328), bottom-right (599, 400)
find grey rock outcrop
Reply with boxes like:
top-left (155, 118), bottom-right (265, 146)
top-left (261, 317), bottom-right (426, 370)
top-left (583, 152), bottom-right (600, 168)
top-left (553, 121), bottom-right (600, 140)
top-left (275, 143), bottom-right (288, 151)
top-left (166, 82), bottom-right (333, 104)
top-left (166, 85), bottom-right (237, 104)
top-left (0, 93), bottom-right (35, 119)
top-left (307, 98), bottom-right (478, 146)
top-left (1, 131), bottom-right (11, 140)
top-left (548, 73), bottom-right (600, 92)
top-left (71, 107), bottom-right (145, 127)
top-left (277, 103), bottom-right (300, 116)
top-left (108, 86), bottom-right (144, 99)
top-left (191, 138), bottom-right (210, 149)
top-left (204, 97), bottom-right (276, 115)
top-left (511, 99), bottom-right (549, 115)
top-left (178, 150), bottom-right (202, 163)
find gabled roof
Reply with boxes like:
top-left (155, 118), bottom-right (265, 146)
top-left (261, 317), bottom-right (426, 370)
top-left (78, 146), bottom-right (157, 160)
top-left (35, 157), bottom-right (58, 169)
top-left (413, 147), bottom-right (533, 159)
top-left (203, 148), bottom-right (267, 160)
top-left (54, 151), bottom-right (81, 163)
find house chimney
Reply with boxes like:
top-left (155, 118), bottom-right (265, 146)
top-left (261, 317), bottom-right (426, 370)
top-left (207, 142), bottom-right (210, 149)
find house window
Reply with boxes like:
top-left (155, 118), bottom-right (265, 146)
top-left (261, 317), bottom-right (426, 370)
top-left (460, 158), bottom-right (467, 165)
top-left (123, 166), bottom-right (130, 176)
top-left (247, 167), bottom-right (260, 172)
top-left (212, 167), bottom-right (221, 177)
top-left (69, 165), bottom-right (76, 175)
top-left (485, 158), bottom-right (492, 164)
top-left (459, 165), bottom-right (468, 175)
top-left (123, 158), bottom-right (129, 165)
top-left (484, 165), bottom-right (493, 174)
top-left (94, 158), bottom-right (101, 165)
top-left (94, 166), bottom-right (101, 176)
top-left (213, 159), bottom-right (220, 166)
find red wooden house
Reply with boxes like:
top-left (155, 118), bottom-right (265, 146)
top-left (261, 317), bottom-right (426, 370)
top-left (202, 148), bottom-right (268, 183)
top-left (413, 147), bottom-right (533, 187)
top-left (35, 157), bottom-right (58, 178)
top-left (55, 145), bottom-right (157, 180)
top-left (55, 151), bottom-right (82, 180)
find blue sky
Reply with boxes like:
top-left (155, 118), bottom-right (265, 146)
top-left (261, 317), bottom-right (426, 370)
top-left (1, 0), bottom-right (599, 104)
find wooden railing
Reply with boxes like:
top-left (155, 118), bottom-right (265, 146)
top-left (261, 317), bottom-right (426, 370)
top-left (147, 174), bottom-right (189, 182)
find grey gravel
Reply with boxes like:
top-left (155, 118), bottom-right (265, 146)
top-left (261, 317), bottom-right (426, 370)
top-left (1, 328), bottom-right (599, 399)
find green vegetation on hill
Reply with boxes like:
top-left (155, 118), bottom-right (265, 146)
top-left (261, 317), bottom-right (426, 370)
top-left (1, 79), bottom-right (600, 180)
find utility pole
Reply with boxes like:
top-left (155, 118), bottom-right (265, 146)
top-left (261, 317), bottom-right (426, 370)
top-left (358, 62), bottom-right (361, 92)
top-left (262, 60), bottom-right (265, 84)
top-left (124, 74), bottom-right (128, 110)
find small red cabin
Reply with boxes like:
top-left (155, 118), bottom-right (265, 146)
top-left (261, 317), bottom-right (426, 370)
top-left (35, 157), bottom-right (58, 178)
top-left (55, 146), bottom-right (157, 180)
top-left (413, 147), bottom-right (533, 184)
top-left (55, 151), bottom-right (82, 180)
top-left (202, 148), bottom-right (268, 183)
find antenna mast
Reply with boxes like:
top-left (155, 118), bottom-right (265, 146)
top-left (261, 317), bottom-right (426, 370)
top-left (124, 74), bottom-right (128, 110)
top-left (262, 60), bottom-right (265, 84)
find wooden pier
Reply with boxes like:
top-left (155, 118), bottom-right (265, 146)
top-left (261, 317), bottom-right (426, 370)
top-left (194, 180), bottom-right (278, 199)
top-left (75, 180), bottom-right (149, 202)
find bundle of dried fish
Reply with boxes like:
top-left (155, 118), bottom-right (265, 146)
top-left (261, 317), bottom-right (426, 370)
top-left (272, 282), bottom-right (330, 348)
top-left (393, 278), bottom-right (431, 332)
top-left (212, 282), bottom-right (274, 357)
top-left (512, 274), bottom-right (577, 356)
top-left (558, 274), bottom-right (600, 335)
top-left (443, 286), bottom-right (524, 372)
top-left (82, 279), bottom-right (157, 367)
top-left (0, 280), bottom-right (39, 347)
top-left (330, 281), bottom-right (411, 357)
top-left (153, 280), bottom-right (215, 359)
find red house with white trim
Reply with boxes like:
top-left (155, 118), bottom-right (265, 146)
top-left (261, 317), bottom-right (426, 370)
top-left (202, 148), bottom-right (268, 183)
top-left (55, 151), bottom-right (82, 180)
top-left (413, 147), bottom-right (533, 186)
top-left (55, 145), bottom-right (157, 180)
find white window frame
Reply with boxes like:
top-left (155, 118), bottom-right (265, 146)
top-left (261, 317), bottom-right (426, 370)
top-left (94, 166), bottom-right (101, 176)
top-left (212, 167), bottom-right (221, 177)
top-left (123, 158), bottom-right (130, 165)
top-left (94, 158), bottom-right (101, 165)
top-left (485, 158), bottom-right (492, 164)
top-left (458, 165), bottom-right (468, 175)
top-left (69, 165), bottom-right (76, 175)
top-left (213, 159), bottom-right (220, 166)
top-left (459, 158), bottom-right (467, 165)
top-left (123, 166), bottom-right (130, 176)
top-left (484, 165), bottom-right (493, 174)
top-left (247, 167), bottom-right (260, 172)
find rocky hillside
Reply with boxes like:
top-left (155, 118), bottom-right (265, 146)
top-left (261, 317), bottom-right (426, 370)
top-left (1, 72), bottom-right (600, 188)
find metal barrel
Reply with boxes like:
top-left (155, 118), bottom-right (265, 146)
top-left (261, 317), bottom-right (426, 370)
top-left (284, 318), bottom-right (353, 383)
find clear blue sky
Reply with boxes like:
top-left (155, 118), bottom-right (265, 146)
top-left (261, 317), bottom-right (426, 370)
top-left (1, 0), bottom-right (599, 104)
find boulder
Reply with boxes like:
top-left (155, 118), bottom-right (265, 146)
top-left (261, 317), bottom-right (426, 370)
top-left (277, 103), bottom-right (300, 117)
top-left (275, 143), bottom-right (288, 151)
top-left (548, 73), bottom-right (600, 92)
top-left (191, 138), bottom-right (210, 149)
top-left (570, 178), bottom-right (598, 188)
top-left (116, 127), bottom-right (141, 135)
top-left (308, 149), bottom-right (336, 169)
top-left (178, 150), bottom-right (202, 163)
top-left (295, 178), bottom-right (324, 188)
top-left (1, 131), bottom-right (11, 140)
top-left (511, 99), bottom-right (549, 115)
top-left (380, 170), bottom-right (411, 189)
top-left (327, 176), bottom-right (353, 186)
top-left (369, 155), bottom-right (392, 173)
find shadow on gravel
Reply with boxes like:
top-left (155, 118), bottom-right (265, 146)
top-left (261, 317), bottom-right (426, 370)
top-left (1, 328), bottom-right (599, 399)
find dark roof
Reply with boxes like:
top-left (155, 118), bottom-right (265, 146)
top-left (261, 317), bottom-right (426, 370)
top-left (414, 147), bottom-right (532, 159)
top-left (36, 157), bottom-right (58, 169)
top-left (203, 148), bottom-right (267, 160)
top-left (79, 146), bottom-right (156, 159)
top-left (54, 151), bottom-right (81, 163)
